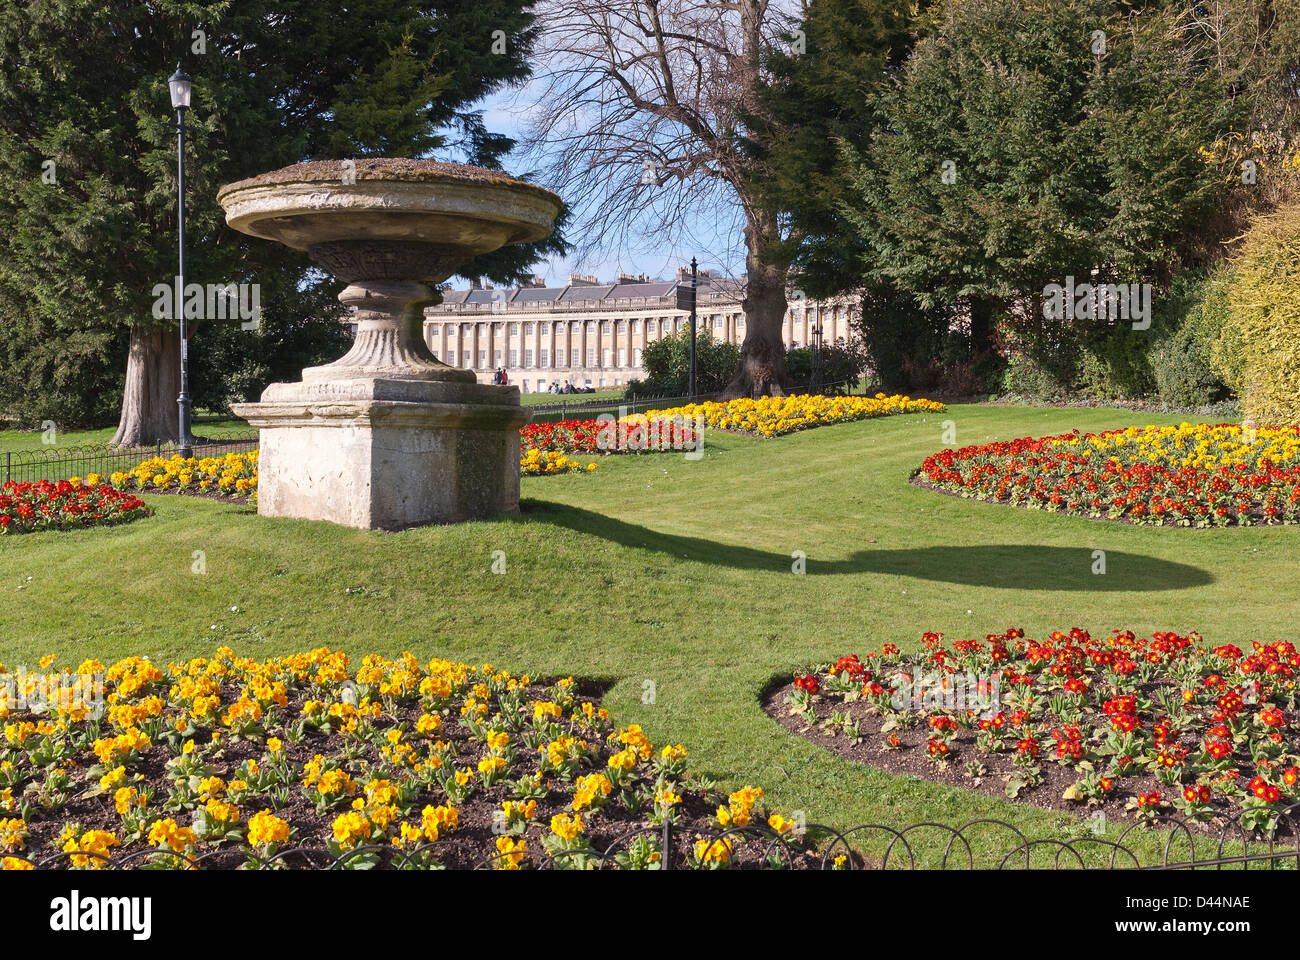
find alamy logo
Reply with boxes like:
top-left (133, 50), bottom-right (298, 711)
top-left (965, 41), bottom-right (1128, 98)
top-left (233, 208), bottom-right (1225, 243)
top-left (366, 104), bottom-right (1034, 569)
top-left (890, 667), bottom-right (1001, 713)
top-left (0, 669), bottom-right (104, 714)
top-left (151, 278), bottom-right (261, 328)
top-left (49, 891), bottom-right (151, 940)
top-left (1042, 276), bottom-right (1152, 330)
top-left (595, 409), bottom-right (704, 460)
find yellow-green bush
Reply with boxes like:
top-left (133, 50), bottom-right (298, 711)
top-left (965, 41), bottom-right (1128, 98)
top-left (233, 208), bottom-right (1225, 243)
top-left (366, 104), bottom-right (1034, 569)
top-left (1217, 203), bottom-right (1300, 427)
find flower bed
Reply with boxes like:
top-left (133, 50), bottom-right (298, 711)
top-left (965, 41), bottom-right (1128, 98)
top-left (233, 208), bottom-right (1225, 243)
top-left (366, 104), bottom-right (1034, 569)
top-left (520, 449), bottom-right (598, 476)
top-left (520, 418), bottom-right (698, 455)
top-left (0, 480), bottom-right (149, 534)
top-left (646, 392), bottom-right (944, 438)
top-left (0, 648), bottom-right (813, 870)
top-left (773, 628), bottom-right (1300, 836)
top-left (110, 452), bottom-right (258, 502)
top-left (917, 423), bottom-right (1300, 526)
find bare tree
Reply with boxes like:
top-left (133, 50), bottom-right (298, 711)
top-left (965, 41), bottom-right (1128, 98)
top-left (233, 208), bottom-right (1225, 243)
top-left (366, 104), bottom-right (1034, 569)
top-left (522, 0), bottom-right (804, 397)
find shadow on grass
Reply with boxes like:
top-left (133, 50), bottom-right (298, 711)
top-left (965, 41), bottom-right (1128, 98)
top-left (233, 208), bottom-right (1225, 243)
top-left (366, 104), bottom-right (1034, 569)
top-left (518, 501), bottom-right (1214, 591)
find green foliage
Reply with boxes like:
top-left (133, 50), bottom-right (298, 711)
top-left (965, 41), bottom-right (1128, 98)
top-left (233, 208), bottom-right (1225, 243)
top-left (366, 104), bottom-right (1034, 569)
top-left (625, 328), bottom-right (741, 398)
top-left (1219, 203), bottom-right (1300, 426)
top-left (750, 0), bottom-right (925, 297)
top-left (189, 281), bottom-right (353, 417)
top-left (1003, 271), bottom-right (1234, 408)
top-left (780, 341), bottom-right (870, 391)
top-left (1148, 273), bottom-right (1233, 408)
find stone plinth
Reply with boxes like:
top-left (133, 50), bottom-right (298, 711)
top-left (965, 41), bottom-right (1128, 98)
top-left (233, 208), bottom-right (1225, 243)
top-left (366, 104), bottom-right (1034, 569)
top-left (232, 376), bottom-right (527, 530)
top-left (216, 158), bottom-right (562, 531)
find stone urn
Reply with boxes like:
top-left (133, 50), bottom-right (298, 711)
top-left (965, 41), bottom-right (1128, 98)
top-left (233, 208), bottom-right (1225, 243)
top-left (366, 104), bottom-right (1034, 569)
top-left (218, 159), bottom-right (562, 530)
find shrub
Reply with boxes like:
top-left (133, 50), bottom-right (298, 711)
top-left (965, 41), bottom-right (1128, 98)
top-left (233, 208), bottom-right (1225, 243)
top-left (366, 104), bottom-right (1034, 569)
top-left (1219, 203), bottom-right (1300, 426)
top-left (623, 327), bottom-right (739, 398)
top-left (781, 341), bottom-right (869, 391)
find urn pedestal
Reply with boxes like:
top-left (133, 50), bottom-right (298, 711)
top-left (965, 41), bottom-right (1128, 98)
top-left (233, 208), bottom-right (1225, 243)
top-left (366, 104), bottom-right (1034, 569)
top-left (218, 159), bottom-right (561, 530)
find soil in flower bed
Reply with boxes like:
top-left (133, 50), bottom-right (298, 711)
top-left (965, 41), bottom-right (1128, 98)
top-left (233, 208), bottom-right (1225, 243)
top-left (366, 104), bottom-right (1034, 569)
top-left (764, 679), bottom-right (1202, 830)
top-left (765, 628), bottom-right (1300, 840)
top-left (1, 650), bottom-right (815, 869)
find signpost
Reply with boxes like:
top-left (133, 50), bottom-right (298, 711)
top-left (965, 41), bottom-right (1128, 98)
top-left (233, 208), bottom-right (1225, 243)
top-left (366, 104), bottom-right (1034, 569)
top-left (675, 257), bottom-right (699, 400)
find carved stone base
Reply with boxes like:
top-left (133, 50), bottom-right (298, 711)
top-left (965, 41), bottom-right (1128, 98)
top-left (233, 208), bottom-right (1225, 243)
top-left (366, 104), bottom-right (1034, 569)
top-left (231, 378), bottom-right (528, 531)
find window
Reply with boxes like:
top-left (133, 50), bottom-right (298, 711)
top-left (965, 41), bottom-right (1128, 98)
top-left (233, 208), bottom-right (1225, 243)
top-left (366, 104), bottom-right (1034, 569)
top-left (615, 320), bottom-right (624, 334)
top-left (508, 323), bottom-right (517, 337)
top-left (647, 319), bottom-right (657, 334)
top-left (571, 348), bottom-right (580, 366)
top-left (587, 348), bottom-right (596, 366)
top-left (429, 324), bottom-right (440, 335)
top-left (633, 348), bottom-right (642, 366)
top-left (602, 348), bottom-right (611, 367)
top-left (524, 349), bottom-right (533, 367)
top-left (601, 321), bottom-right (611, 334)
top-left (617, 348), bottom-right (626, 367)
top-left (477, 351), bottom-right (486, 367)
top-left (540, 349), bottom-right (549, 368)
top-left (508, 350), bottom-right (517, 366)
top-left (494, 350), bottom-right (502, 365)
top-left (631, 319), bottom-right (640, 334)
top-left (714, 316), bottom-right (723, 329)
top-left (446, 351), bottom-right (456, 365)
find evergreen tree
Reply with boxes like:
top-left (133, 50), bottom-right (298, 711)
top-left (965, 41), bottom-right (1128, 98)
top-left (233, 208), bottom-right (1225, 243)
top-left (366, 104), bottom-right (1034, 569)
top-left (842, 0), bottom-right (1240, 360)
top-left (0, 0), bottom-right (564, 440)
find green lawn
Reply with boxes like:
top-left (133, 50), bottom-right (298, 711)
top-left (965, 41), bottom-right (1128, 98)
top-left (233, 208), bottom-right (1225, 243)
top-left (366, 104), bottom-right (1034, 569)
top-left (520, 388), bottom-right (624, 406)
top-left (3, 401), bottom-right (1295, 865)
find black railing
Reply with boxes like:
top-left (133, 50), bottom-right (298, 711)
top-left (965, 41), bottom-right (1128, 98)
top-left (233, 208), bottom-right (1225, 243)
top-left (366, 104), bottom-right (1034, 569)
top-left (526, 377), bottom-right (864, 424)
top-left (0, 434), bottom-right (259, 485)
top-left (0, 378), bottom-right (874, 477)
top-left (10, 809), bottom-right (1300, 870)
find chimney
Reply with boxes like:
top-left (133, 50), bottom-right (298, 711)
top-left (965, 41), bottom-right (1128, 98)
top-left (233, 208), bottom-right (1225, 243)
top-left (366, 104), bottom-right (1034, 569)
top-left (568, 273), bottom-right (601, 286)
top-left (675, 266), bottom-right (712, 285)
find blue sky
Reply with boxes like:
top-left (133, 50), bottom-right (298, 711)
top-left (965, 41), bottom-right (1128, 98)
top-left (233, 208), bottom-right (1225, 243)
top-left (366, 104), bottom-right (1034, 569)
top-left (456, 87), bottom-right (746, 288)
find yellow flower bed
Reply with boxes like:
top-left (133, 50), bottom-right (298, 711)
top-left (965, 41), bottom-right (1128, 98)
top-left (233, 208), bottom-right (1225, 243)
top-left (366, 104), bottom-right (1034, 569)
top-left (110, 452), bottom-right (258, 500)
top-left (0, 647), bottom-right (808, 870)
top-left (644, 392), bottom-right (945, 438)
top-left (1043, 423), bottom-right (1300, 473)
top-left (520, 448), bottom-right (598, 476)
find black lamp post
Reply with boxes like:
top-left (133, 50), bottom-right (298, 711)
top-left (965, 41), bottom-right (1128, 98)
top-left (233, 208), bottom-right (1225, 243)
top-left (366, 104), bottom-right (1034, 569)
top-left (169, 64), bottom-right (194, 460)
top-left (688, 257), bottom-right (698, 401)
top-left (810, 321), bottom-right (824, 393)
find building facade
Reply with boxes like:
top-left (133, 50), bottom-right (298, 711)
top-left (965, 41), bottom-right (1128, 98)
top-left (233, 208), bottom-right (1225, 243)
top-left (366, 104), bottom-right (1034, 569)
top-left (420, 269), bottom-right (859, 393)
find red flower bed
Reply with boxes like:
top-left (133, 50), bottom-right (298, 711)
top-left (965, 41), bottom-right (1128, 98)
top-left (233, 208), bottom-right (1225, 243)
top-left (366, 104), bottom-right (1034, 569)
top-left (781, 628), bottom-right (1300, 835)
top-left (0, 480), bottom-right (150, 534)
top-left (916, 424), bottom-right (1300, 527)
top-left (520, 418), bottom-right (698, 455)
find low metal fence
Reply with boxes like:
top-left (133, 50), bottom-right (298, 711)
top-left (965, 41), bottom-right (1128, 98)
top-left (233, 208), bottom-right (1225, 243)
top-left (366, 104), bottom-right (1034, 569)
top-left (0, 434), bottom-right (259, 485)
top-left (11, 810), bottom-right (1300, 870)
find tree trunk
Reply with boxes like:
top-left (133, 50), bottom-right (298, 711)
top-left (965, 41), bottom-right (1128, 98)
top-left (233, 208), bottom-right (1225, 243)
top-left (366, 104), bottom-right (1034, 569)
top-left (110, 325), bottom-right (181, 448)
top-left (721, 210), bottom-right (792, 400)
